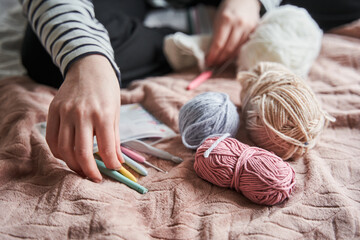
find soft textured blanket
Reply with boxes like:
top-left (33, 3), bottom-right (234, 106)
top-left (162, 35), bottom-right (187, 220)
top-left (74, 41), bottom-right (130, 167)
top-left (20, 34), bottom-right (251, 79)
top-left (0, 20), bottom-right (360, 240)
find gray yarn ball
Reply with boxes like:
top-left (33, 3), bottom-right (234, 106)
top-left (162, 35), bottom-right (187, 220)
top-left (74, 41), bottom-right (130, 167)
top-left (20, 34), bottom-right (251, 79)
top-left (179, 92), bottom-right (240, 149)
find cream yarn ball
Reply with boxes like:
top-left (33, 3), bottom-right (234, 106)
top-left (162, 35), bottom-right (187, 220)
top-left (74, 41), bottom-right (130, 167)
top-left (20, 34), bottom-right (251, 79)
top-left (238, 5), bottom-right (323, 77)
top-left (238, 62), bottom-right (335, 160)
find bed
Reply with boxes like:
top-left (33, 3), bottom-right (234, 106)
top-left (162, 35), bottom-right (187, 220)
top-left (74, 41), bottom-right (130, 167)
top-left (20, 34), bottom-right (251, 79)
top-left (0, 2), bottom-right (359, 239)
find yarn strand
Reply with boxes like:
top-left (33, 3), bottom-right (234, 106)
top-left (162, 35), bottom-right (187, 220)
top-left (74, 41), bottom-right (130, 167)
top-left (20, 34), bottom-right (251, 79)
top-left (203, 133), bottom-right (231, 158)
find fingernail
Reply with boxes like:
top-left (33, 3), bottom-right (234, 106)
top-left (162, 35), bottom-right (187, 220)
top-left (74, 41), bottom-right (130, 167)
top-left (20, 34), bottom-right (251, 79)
top-left (118, 153), bottom-right (125, 164)
top-left (93, 177), bottom-right (102, 183)
top-left (114, 163), bottom-right (122, 170)
top-left (109, 162), bottom-right (122, 170)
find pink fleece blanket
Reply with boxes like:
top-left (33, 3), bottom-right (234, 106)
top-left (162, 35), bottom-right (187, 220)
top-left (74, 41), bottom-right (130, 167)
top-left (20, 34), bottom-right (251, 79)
top-left (0, 21), bottom-right (359, 239)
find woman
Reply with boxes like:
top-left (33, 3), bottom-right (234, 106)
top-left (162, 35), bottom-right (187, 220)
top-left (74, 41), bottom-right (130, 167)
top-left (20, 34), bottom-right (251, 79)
top-left (20, 0), bottom-right (359, 182)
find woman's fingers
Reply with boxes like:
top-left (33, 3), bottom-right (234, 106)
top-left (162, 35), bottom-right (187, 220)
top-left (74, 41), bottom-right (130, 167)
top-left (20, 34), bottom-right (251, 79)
top-left (74, 120), bottom-right (102, 182)
top-left (206, 0), bottom-right (261, 68)
top-left (214, 27), bottom-right (244, 66)
top-left (206, 21), bottom-right (232, 67)
top-left (45, 55), bottom-right (121, 183)
top-left (46, 102), bottom-right (60, 159)
top-left (114, 105), bottom-right (124, 164)
top-left (95, 112), bottom-right (122, 170)
top-left (57, 118), bottom-right (84, 176)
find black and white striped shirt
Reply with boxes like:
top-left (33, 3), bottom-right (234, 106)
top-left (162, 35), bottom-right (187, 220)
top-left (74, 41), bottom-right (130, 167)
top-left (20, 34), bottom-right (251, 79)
top-left (20, 0), bottom-right (120, 80)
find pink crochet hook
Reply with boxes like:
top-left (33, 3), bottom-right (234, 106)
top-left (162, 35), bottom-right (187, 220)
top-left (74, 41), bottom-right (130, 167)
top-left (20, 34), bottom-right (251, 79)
top-left (186, 58), bottom-right (233, 90)
top-left (121, 146), bottom-right (168, 173)
top-left (186, 70), bottom-right (213, 90)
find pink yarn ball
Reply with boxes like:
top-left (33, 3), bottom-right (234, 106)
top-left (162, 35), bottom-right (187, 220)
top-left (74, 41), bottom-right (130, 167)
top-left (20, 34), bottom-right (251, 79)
top-left (194, 137), bottom-right (296, 205)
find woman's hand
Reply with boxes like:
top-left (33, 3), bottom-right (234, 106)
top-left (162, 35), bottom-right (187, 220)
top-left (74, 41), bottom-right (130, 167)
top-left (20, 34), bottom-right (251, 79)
top-left (46, 55), bottom-right (123, 182)
top-left (206, 0), bottom-right (261, 67)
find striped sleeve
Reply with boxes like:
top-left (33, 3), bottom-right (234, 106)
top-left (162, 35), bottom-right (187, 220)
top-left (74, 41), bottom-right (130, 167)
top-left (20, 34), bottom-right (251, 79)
top-left (19, 0), bottom-right (120, 81)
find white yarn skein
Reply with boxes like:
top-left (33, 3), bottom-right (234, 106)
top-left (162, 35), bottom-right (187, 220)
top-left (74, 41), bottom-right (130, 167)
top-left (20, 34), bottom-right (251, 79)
top-left (238, 5), bottom-right (323, 77)
top-left (179, 92), bottom-right (240, 149)
top-left (164, 32), bottom-right (212, 72)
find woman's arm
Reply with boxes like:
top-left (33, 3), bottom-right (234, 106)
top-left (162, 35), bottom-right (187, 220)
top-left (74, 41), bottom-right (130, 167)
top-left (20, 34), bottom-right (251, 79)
top-left (20, 0), bottom-right (124, 182)
top-left (20, 0), bottom-right (120, 79)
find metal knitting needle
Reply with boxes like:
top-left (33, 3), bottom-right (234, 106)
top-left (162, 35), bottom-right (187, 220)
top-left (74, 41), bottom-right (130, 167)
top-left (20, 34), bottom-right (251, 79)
top-left (123, 140), bottom-right (183, 163)
top-left (121, 146), bottom-right (168, 173)
top-left (142, 161), bottom-right (168, 174)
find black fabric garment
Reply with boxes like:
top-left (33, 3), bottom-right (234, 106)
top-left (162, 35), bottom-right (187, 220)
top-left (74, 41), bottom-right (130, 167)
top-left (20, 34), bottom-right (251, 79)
top-left (22, 25), bottom-right (64, 89)
top-left (21, 0), bottom-right (175, 88)
top-left (93, 0), bottom-right (176, 87)
top-left (281, 0), bottom-right (360, 31)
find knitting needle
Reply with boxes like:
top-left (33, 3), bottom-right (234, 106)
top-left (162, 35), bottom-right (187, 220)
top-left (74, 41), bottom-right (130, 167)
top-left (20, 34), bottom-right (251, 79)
top-left (186, 70), bottom-right (213, 90)
top-left (123, 140), bottom-right (183, 164)
top-left (121, 146), bottom-right (168, 173)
